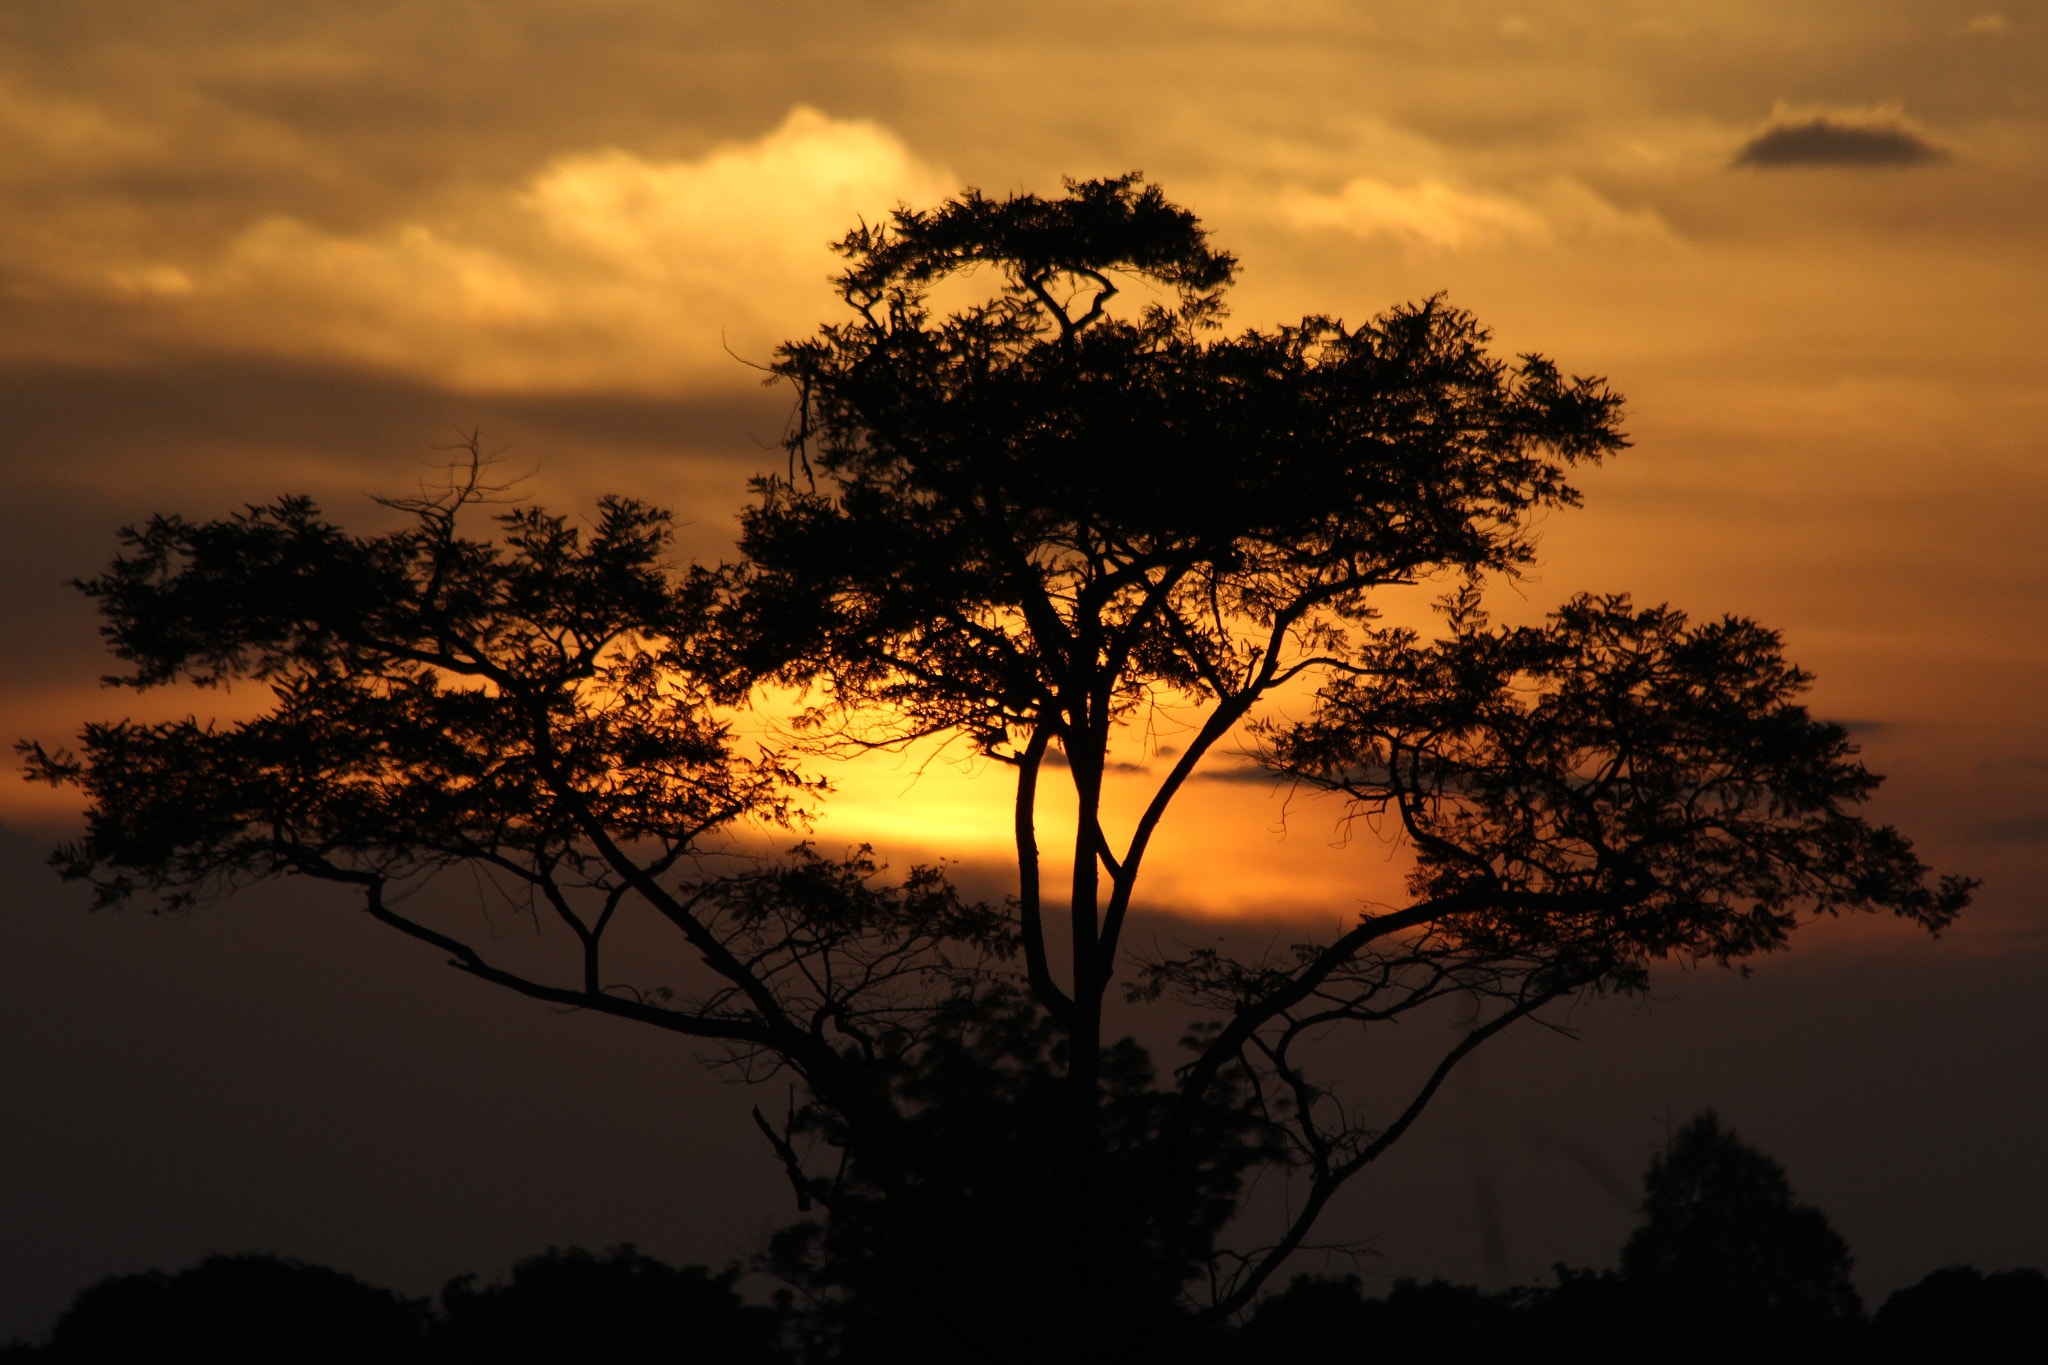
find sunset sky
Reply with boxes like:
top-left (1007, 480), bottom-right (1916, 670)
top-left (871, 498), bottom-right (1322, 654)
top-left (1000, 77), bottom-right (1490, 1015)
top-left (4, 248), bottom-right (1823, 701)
top-left (2, 0), bottom-right (2044, 1341)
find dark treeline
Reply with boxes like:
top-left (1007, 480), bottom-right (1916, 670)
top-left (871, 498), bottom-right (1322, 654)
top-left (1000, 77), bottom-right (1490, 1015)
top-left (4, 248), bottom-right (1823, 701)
top-left (1236, 1112), bottom-right (2048, 1365)
top-left (0, 1245), bottom-right (787, 1365)
top-left (5, 1113), bottom-right (2043, 1364)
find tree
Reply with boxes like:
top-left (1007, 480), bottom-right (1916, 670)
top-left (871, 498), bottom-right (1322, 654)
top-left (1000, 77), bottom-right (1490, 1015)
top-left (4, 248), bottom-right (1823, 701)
top-left (20, 175), bottom-right (1970, 1359)
top-left (1622, 1111), bottom-right (1860, 1331)
top-left (1238, 1110), bottom-right (1873, 1364)
top-left (1520, 1112), bottom-right (1865, 1364)
top-left (1596, 1111), bottom-right (1862, 1363)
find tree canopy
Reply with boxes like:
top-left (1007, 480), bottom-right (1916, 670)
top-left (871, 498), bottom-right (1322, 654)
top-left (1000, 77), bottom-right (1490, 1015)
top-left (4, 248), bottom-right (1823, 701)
top-left (1618, 1111), bottom-right (1863, 1362)
top-left (19, 173), bottom-right (1971, 1361)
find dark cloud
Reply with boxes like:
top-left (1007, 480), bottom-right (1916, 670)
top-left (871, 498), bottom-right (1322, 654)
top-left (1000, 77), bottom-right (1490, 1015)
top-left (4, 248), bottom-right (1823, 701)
top-left (1974, 815), bottom-right (2048, 843)
top-left (1974, 755), bottom-right (2048, 774)
top-left (1034, 749), bottom-right (1151, 775)
top-left (1189, 762), bottom-right (1284, 785)
top-left (1735, 115), bottom-right (1948, 168)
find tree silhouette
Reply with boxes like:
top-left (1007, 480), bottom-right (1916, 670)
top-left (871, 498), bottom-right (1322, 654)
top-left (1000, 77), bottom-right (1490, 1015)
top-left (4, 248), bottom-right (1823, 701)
top-left (1237, 1112), bottom-right (1898, 1364)
top-left (1624, 1112), bottom-right (1859, 1316)
top-left (1618, 1111), bottom-right (1862, 1361)
top-left (1522, 1111), bottom-right (1862, 1364)
top-left (761, 989), bottom-right (1280, 1362)
top-left (20, 175), bottom-right (1971, 1357)
top-left (0, 1246), bottom-right (793, 1364)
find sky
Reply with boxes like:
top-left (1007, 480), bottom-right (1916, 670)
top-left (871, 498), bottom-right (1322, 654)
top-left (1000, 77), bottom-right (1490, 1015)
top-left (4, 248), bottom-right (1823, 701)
top-left (2, 0), bottom-right (2045, 1341)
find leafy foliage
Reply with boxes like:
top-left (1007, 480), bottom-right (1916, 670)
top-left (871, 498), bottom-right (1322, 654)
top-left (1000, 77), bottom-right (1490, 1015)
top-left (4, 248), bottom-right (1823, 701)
top-left (31, 467), bottom-right (778, 907)
top-left (1266, 594), bottom-right (1968, 974)
top-left (768, 990), bottom-right (1279, 1363)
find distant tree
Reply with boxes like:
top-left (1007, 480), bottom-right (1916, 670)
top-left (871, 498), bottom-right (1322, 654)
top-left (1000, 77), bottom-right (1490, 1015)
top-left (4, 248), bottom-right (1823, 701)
top-left (1524, 1110), bottom-right (1863, 1364)
top-left (1622, 1111), bottom-right (1861, 1340)
top-left (1871, 1265), bottom-right (2048, 1364)
top-left (21, 175), bottom-right (1971, 1360)
top-left (21, 1254), bottom-right (428, 1364)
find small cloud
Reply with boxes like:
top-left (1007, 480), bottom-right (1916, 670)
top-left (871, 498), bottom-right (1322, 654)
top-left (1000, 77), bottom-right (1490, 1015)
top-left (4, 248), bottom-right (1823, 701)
top-left (1973, 815), bottom-right (2048, 843)
top-left (1734, 105), bottom-right (1948, 168)
top-left (1277, 175), bottom-right (1668, 253)
top-left (1279, 176), bottom-right (1546, 250)
top-left (1191, 764), bottom-right (1283, 786)
top-left (1961, 12), bottom-right (2009, 34)
top-left (1976, 755), bottom-right (2048, 773)
top-left (106, 264), bottom-right (195, 298)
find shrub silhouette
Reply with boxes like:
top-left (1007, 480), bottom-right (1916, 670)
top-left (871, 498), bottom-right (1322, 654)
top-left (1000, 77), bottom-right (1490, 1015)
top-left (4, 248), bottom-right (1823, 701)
top-left (433, 1244), bottom-right (787, 1365)
top-left (1238, 1274), bottom-right (1527, 1364)
top-left (1871, 1264), bottom-right (2048, 1364)
top-left (27, 1253), bottom-right (427, 1364)
top-left (2, 1246), bottom-right (789, 1364)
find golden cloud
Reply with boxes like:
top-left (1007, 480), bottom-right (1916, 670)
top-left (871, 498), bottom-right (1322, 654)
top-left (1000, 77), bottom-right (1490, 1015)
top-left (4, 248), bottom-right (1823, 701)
top-left (1266, 173), bottom-right (1670, 254)
top-left (93, 107), bottom-right (958, 394)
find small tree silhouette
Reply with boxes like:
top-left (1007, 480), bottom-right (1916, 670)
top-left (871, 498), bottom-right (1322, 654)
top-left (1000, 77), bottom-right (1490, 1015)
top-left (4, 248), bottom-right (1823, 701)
top-left (1618, 1111), bottom-right (1861, 1361)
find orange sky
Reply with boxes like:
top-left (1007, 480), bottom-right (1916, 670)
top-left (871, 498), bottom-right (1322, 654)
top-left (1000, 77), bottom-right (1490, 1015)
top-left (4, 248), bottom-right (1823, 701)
top-left (3, 0), bottom-right (2043, 944)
